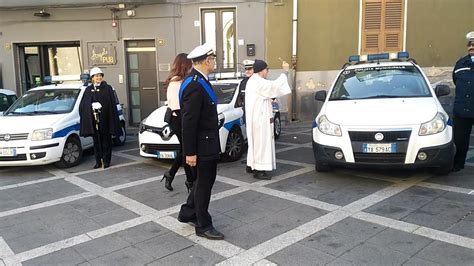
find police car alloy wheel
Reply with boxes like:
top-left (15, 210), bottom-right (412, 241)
top-left (222, 127), bottom-right (244, 162)
top-left (56, 136), bottom-right (83, 168)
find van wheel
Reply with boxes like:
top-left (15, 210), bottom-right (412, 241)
top-left (222, 127), bottom-right (244, 162)
top-left (56, 136), bottom-right (82, 168)
top-left (274, 113), bottom-right (281, 139)
top-left (113, 122), bottom-right (127, 146)
top-left (315, 160), bottom-right (331, 172)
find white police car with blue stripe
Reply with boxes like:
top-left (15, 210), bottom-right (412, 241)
top-left (313, 52), bottom-right (455, 175)
top-left (139, 79), bottom-right (248, 162)
top-left (0, 75), bottom-right (126, 168)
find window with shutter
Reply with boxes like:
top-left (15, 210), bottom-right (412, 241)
top-left (361, 0), bottom-right (404, 53)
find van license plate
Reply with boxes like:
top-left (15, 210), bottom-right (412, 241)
top-left (0, 148), bottom-right (16, 157)
top-left (362, 143), bottom-right (396, 153)
top-left (157, 151), bottom-right (176, 159)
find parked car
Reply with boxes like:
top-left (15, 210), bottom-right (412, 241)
top-left (0, 75), bottom-right (126, 168)
top-left (312, 52), bottom-right (454, 175)
top-left (0, 89), bottom-right (17, 114)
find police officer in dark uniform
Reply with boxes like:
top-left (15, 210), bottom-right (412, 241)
top-left (452, 31), bottom-right (474, 172)
top-left (177, 43), bottom-right (224, 240)
top-left (79, 67), bottom-right (121, 169)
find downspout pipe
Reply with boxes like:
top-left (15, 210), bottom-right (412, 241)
top-left (291, 0), bottom-right (298, 121)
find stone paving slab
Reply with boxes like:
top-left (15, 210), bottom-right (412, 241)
top-left (267, 171), bottom-right (392, 206)
top-left (0, 179), bottom-right (85, 212)
top-left (414, 241), bottom-right (474, 265)
top-left (426, 166), bottom-right (474, 189)
top-left (86, 246), bottom-right (155, 265)
top-left (276, 147), bottom-right (314, 164)
top-left (267, 243), bottom-right (336, 265)
top-left (118, 180), bottom-right (235, 212)
top-left (78, 163), bottom-right (166, 188)
top-left (147, 244), bottom-right (225, 265)
top-left (277, 133), bottom-right (313, 144)
top-left (23, 246), bottom-right (87, 266)
top-left (65, 149), bottom-right (134, 174)
top-left (0, 166), bottom-right (53, 186)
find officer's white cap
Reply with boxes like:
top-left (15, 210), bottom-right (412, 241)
top-left (90, 67), bottom-right (104, 77)
top-left (466, 31), bottom-right (474, 42)
top-left (187, 43), bottom-right (216, 61)
top-left (243, 59), bottom-right (255, 68)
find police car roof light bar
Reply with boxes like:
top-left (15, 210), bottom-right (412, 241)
top-left (367, 53), bottom-right (390, 61)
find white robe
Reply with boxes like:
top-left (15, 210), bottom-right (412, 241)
top-left (245, 73), bottom-right (291, 171)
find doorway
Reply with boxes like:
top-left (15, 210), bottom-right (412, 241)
top-left (125, 40), bottom-right (159, 126)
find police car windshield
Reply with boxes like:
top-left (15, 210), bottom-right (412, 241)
top-left (5, 89), bottom-right (80, 115)
top-left (329, 66), bottom-right (432, 100)
top-left (213, 83), bottom-right (238, 104)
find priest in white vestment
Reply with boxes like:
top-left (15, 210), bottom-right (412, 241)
top-left (245, 59), bottom-right (291, 179)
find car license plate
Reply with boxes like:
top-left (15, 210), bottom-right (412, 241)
top-left (157, 151), bottom-right (176, 159)
top-left (0, 148), bottom-right (16, 157)
top-left (362, 143), bottom-right (396, 153)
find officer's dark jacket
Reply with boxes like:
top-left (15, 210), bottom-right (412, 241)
top-left (180, 69), bottom-right (220, 160)
top-left (79, 81), bottom-right (121, 137)
top-left (453, 54), bottom-right (474, 118)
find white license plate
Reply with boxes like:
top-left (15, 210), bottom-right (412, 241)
top-left (362, 143), bottom-right (396, 153)
top-left (157, 151), bottom-right (176, 159)
top-left (0, 148), bottom-right (16, 157)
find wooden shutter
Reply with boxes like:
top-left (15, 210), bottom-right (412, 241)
top-left (362, 0), bottom-right (404, 53)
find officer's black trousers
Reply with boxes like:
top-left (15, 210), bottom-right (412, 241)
top-left (453, 115), bottom-right (474, 168)
top-left (178, 159), bottom-right (217, 232)
top-left (168, 113), bottom-right (194, 182)
top-left (93, 131), bottom-right (112, 166)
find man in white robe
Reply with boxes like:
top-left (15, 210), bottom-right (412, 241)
top-left (245, 59), bottom-right (291, 179)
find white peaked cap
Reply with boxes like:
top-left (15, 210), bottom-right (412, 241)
top-left (187, 43), bottom-right (216, 60)
top-left (466, 31), bottom-right (474, 42)
top-left (243, 59), bottom-right (255, 68)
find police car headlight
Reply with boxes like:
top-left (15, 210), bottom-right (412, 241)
top-left (32, 128), bottom-right (53, 141)
top-left (419, 112), bottom-right (446, 136)
top-left (318, 115), bottom-right (342, 136)
top-left (139, 118), bottom-right (147, 133)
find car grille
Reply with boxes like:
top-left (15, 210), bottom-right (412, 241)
top-left (143, 144), bottom-right (180, 155)
top-left (0, 154), bottom-right (27, 161)
top-left (349, 130), bottom-right (411, 164)
top-left (142, 125), bottom-right (175, 140)
top-left (0, 133), bottom-right (29, 141)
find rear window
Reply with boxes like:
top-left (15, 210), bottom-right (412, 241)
top-left (330, 65), bottom-right (432, 100)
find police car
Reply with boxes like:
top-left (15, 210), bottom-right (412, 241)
top-left (0, 89), bottom-right (17, 114)
top-left (139, 78), bottom-right (248, 162)
top-left (312, 52), bottom-right (454, 175)
top-left (0, 75), bottom-right (126, 168)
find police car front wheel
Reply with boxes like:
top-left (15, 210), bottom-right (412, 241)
top-left (56, 136), bottom-right (83, 168)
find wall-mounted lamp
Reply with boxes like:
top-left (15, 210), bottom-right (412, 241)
top-left (34, 9), bottom-right (50, 18)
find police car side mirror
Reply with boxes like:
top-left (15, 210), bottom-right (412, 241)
top-left (434, 84), bottom-right (450, 97)
top-left (315, 90), bottom-right (327, 101)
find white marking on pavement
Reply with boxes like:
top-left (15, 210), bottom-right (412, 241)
top-left (418, 182), bottom-right (474, 195)
top-left (0, 237), bottom-right (14, 259)
top-left (352, 212), bottom-right (420, 233)
top-left (0, 192), bottom-right (94, 218)
top-left (13, 235), bottom-right (91, 263)
top-left (414, 227), bottom-right (474, 250)
top-left (253, 186), bottom-right (340, 212)
top-left (276, 159), bottom-right (313, 168)
top-left (253, 259), bottom-right (278, 266)
top-left (0, 176), bottom-right (64, 191)
top-left (253, 167), bottom-right (314, 186)
top-left (469, 190), bottom-right (474, 195)
top-left (216, 175), bottom-right (251, 187)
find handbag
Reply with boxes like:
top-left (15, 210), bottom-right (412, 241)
top-left (164, 107), bottom-right (173, 124)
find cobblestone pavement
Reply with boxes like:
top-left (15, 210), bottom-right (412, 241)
top-left (0, 121), bottom-right (473, 265)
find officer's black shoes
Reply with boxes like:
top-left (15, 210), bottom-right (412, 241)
top-left (161, 172), bottom-right (174, 191)
top-left (185, 180), bottom-right (193, 193)
top-left (196, 227), bottom-right (224, 240)
top-left (253, 171), bottom-right (271, 180)
top-left (246, 166), bottom-right (253, 173)
top-left (177, 215), bottom-right (197, 226)
top-left (93, 163), bottom-right (101, 169)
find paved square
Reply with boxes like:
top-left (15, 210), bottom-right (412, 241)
top-left (0, 122), bottom-right (473, 265)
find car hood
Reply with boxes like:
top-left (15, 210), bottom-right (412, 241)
top-left (324, 98), bottom-right (439, 127)
top-left (0, 114), bottom-right (68, 134)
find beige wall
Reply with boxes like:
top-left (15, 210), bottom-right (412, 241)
top-left (406, 0), bottom-right (474, 67)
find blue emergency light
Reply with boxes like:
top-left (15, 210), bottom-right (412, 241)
top-left (348, 51), bottom-right (410, 63)
top-left (80, 73), bottom-right (90, 81)
top-left (43, 76), bottom-right (52, 83)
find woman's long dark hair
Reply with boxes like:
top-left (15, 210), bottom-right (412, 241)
top-left (164, 53), bottom-right (193, 88)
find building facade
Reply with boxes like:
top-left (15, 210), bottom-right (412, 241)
top-left (0, 0), bottom-right (266, 125)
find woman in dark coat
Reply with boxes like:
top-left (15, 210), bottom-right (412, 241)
top-left (79, 67), bottom-right (121, 169)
